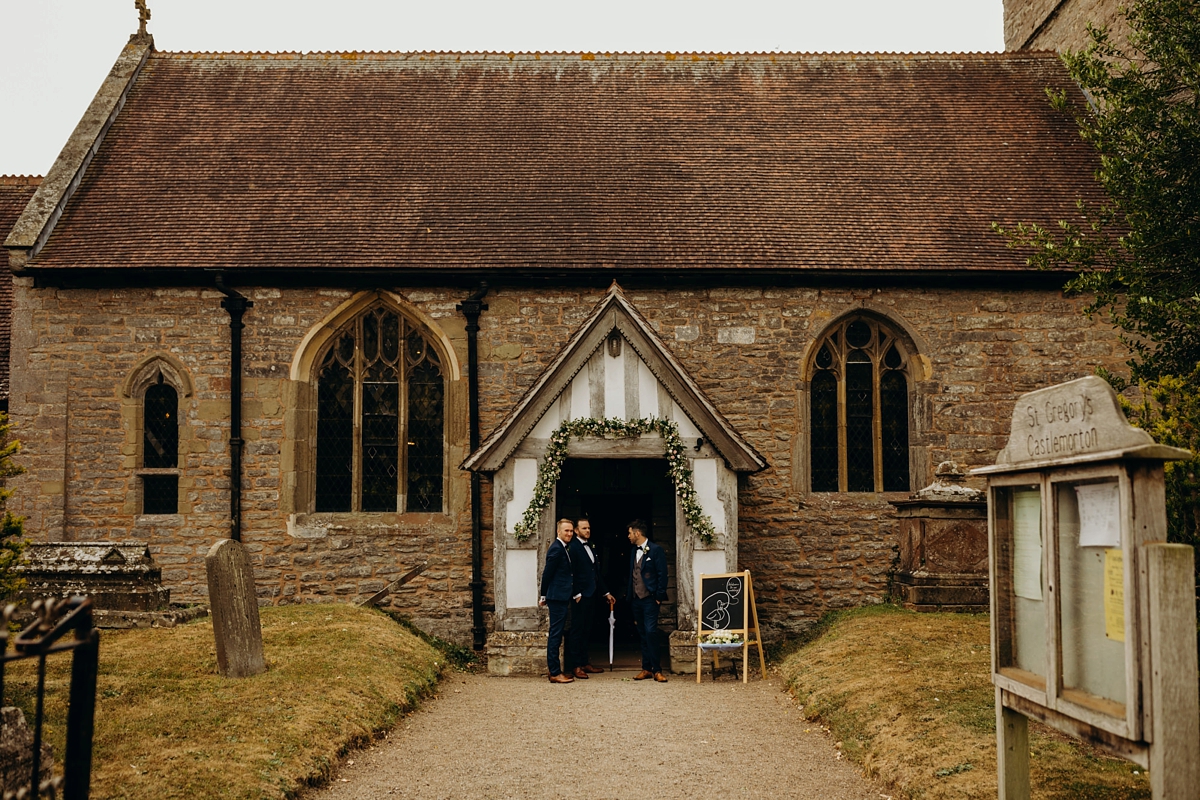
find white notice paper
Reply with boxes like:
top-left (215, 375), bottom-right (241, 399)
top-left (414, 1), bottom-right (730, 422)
top-left (1013, 489), bottom-right (1043, 601)
top-left (1075, 482), bottom-right (1120, 548)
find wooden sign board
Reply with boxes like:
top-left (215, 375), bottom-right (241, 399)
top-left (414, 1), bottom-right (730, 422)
top-left (695, 571), bottom-right (766, 683)
top-left (974, 376), bottom-right (1197, 799)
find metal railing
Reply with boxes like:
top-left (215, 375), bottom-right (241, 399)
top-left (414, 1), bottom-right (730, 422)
top-left (0, 597), bottom-right (99, 800)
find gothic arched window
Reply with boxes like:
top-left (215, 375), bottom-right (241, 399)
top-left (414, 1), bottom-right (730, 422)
top-left (142, 376), bottom-right (179, 514)
top-left (809, 317), bottom-right (911, 493)
top-left (315, 306), bottom-right (445, 513)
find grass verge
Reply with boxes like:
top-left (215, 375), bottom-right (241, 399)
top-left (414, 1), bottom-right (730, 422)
top-left (779, 605), bottom-right (1150, 799)
top-left (7, 603), bottom-right (444, 799)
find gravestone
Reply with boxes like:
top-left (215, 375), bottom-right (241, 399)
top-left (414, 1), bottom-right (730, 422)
top-left (205, 539), bottom-right (265, 678)
top-left (0, 707), bottom-right (53, 793)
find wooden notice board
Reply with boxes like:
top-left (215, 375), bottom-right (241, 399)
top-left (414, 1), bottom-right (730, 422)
top-left (696, 571), bottom-right (766, 683)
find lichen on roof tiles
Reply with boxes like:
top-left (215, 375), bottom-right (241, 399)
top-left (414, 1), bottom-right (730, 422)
top-left (28, 50), bottom-right (1102, 273)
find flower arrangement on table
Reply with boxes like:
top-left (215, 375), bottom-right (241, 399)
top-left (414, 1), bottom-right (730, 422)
top-left (700, 629), bottom-right (744, 650)
top-left (511, 417), bottom-right (718, 544)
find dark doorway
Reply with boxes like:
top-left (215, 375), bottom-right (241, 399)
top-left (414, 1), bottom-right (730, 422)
top-left (556, 458), bottom-right (676, 668)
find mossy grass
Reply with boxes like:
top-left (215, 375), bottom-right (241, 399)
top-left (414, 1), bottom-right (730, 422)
top-left (385, 611), bottom-right (479, 671)
top-left (5, 603), bottom-right (444, 799)
top-left (780, 605), bottom-right (1150, 799)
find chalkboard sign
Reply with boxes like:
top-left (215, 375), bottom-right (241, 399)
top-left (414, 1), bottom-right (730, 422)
top-left (700, 573), bottom-right (748, 632)
top-left (695, 570), bottom-right (766, 683)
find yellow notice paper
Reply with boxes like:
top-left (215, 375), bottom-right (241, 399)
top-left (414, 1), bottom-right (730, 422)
top-left (1104, 548), bottom-right (1125, 642)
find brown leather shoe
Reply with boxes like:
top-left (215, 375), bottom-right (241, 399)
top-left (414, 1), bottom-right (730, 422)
top-left (582, 664), bottom-right (604, 674)
top-left (633, 670), bottom-right (653, 680)
top-left (654, 672), bottom-right (669, 683)
top-left (572, 667), bottom-right (589, 679)
top-left (548, 673), bottom-right (574, 684)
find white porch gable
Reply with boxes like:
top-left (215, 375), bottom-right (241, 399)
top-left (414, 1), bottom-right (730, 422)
top-left (464, 283), bottom-right (765, 633)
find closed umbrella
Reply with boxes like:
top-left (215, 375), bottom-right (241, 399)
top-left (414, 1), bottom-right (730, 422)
top-left (608, 604), bottom-right (616, 671)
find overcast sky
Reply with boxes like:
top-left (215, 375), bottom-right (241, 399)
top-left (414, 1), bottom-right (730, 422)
top-left (0, 0), bottom-right (1005, 176)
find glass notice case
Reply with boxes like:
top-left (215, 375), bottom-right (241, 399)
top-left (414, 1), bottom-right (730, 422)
top-left (988, 465), bottom-right (1140, 740)
top-left (1053, 469), bottom-right (1131, 725)
top-left (991, 483), bottom-right (1047, 693)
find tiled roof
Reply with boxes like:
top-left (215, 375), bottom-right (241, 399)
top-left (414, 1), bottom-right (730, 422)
top-left (30, 51), bottom-right (1101, 273)
top-left (0, 177), bottom-right (39, 399)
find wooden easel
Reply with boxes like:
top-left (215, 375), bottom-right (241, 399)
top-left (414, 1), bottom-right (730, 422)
top-left (696, 570), bottom-right (766, 683)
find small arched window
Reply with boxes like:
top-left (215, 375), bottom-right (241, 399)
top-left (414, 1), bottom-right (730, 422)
top-left (142, 375), bottom-right (179, 514)
top-left (809, 317), bottom-right (911, 493)
top-left (315, 306), bottom-right (445, 513)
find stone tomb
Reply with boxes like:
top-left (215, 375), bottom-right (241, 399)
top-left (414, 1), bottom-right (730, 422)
top-left (15, 541), bottom-right (205, 628)
top-left (890, 461), bottom-right (989, 612)
top-left (18, 541), bottom-right (168, 611)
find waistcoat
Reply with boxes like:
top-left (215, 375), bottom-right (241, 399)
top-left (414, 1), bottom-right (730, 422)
top-left (632, 553), bottom-right (650, 599)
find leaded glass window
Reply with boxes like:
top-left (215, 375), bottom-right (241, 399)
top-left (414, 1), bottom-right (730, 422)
top-left (142, 376), bottom-right (179, 514)
top-left (809, 317), bottom-right (911, 493)
top-left (315, 306), bottom-right (445, 513)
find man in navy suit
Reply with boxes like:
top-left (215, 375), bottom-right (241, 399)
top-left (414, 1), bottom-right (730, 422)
top-left (565, 516), bottom-right (614, 679)
top-left (539, 518), bottom-right (581, 683)
top-left (627, 518), bottom-right (669, 682)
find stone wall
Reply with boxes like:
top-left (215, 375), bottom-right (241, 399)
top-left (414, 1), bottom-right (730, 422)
top-left (474, 286), bottom-right (1127, 637)
top-left (7, 280), bottom-right (1129, 643)
top-left (1005, 0), bottom-right (1130, 53)
top-left (8, 281), bottom-right (479, 643)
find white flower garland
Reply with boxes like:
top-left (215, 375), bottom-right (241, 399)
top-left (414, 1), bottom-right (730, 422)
top-left (512, 417), bottom-right (718, 545)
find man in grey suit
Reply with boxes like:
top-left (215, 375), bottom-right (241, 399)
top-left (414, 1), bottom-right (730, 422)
top-left (627, 518), bottom-right (669, 682)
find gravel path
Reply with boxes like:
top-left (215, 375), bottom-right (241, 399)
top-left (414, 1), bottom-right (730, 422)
top-left (306, 668), bottom-right (886, 800)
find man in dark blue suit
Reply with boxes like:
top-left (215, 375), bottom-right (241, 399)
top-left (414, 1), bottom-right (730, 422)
top-left (565, 516), bottom-right (614, 679)
top-left (539, 518), bottom-right (581, 683)
top-left (627, 518), bottom-right (669, 682)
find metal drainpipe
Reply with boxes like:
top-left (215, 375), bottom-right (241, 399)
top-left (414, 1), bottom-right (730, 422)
top-left (457, 283), bottom-right (489, 651)
top-left (215, 273), bottom-right (253, 542)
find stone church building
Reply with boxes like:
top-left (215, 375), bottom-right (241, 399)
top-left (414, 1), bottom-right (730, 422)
top-left (2, 4), bottom-right (1132, 664)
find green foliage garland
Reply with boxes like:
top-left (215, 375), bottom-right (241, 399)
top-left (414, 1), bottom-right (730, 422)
top-left (512, 417), bottom-right (718, 544)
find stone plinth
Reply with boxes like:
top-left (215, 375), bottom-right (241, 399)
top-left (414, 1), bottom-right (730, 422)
top-left (93, 606), bottom-right (208, 629)
top-left (18, 541), bottom-right (172, 611)
top-left (890, 462), bottom-right (988, 612)
top-left (669, 630), bottom-right (700, 674)
top-left (486, 631), bottom-right (549, 676)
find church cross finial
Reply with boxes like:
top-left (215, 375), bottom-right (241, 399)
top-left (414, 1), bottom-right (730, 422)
top-left (130, 0), bottom-right (153, 46)
top-left (136, 0), bottom-right (150, 38)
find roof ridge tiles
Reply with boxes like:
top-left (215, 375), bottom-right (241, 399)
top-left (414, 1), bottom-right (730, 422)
top-left (154, 49), bottom-right (1038, 60)
top-left (0, 176), bottom-right (43, 186)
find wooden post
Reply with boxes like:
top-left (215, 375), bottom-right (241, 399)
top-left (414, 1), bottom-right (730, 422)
top-left (1144, 543), bottom-right (1200, 799)
top-left (742, 570), bottom-right (750, 684)
top-left (748, 572), bottom-right (767, 680)
top-left (996, 687), bottom-right (1031, 800)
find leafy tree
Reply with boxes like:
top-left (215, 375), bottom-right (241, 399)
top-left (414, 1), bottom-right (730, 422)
top-left (0, 413), bottom-right (25, 600)
top-left (995, 0), bottom-right (1200, 554)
